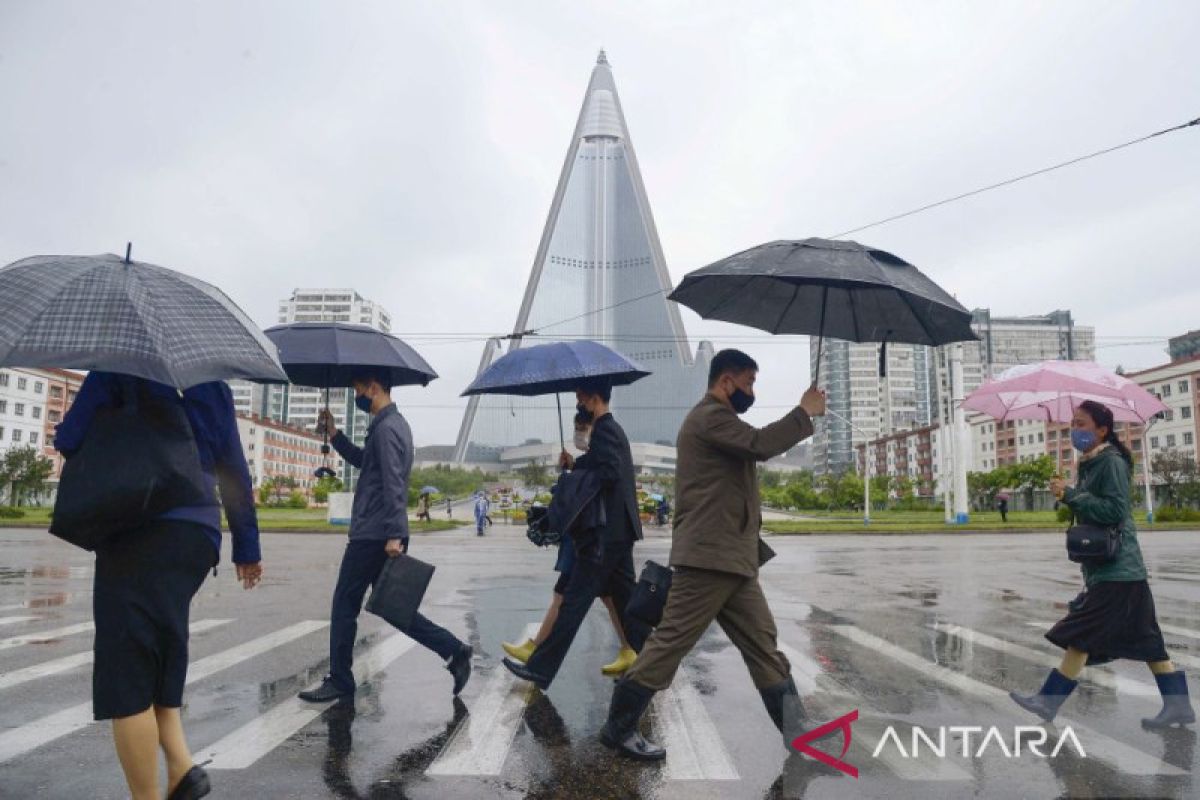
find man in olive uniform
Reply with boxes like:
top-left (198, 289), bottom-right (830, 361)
top-left (599, 349), bottom-right (826, 760)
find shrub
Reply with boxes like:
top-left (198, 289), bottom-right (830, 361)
top-left (0, 507), bottom-right (25, 519)
top-left (287, 491), bottom-right (308, 509)
top-left (1055, 505), bottom-right (1073, 524)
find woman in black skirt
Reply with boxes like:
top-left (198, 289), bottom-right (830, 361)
top-left (55, 373), bottom-right (265, 799)
top-left (1009, 400), bottom-right (1195, 728)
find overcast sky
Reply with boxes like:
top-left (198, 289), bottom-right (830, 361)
top-left (2, 1), bottom-right (1198, 445)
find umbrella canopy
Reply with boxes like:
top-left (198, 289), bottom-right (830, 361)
top-left (460, 340), bottom-right (649, 397)
top-left (263, 322), bottom-right (437, 388)
top-left (962, 361), bottom-right (1168, 424)
top-left (0, 252), bottom-right (287, 389)
top-left (669, 238), bottom-right (976, 346)
top-left (420, 486), bottom-right (440, 495)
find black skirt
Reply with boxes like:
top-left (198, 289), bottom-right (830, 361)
top-left (92, 520), bottom-right (216, 720)
top-left (1045, 579), bottom-right (1169, 665)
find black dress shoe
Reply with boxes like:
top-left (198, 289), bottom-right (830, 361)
top-left (167, 766), bottom-right (211, 800)
top-left (299, 677), bottom-right (354, 703)
top-left (502, 657), bottom-right (550, 690)
top-left (448, 645), bottom-right (473, 695)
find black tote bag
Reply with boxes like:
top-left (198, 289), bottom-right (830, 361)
top-left (366, 553), bottom-right (436, 633)
top-left (50, 379), bottom-right (209, 550)
top-left (626, 560), bottom-right (673, 627)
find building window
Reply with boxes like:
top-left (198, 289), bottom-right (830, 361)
top-left (1180, 380), bottom-right (1189, 394)
top-left (1038, 432), bottom-right (1044, 442)
top-left (1183, 406), bottom-right (1193, 420)
top-left (1151, 436), bottom-right (1160, 448)
top-left (29, 432), bottom-right (38, 445)
top-left (1185, 433), bottom-right (1195, 446)
top-left (12, 429), bottom-right (21, 442)
top-left (34, 382), bottom-right (43, 394)
top-left (1162, 384), bottom-right (1172, 397)
top-left (14, 403), bottom-right (24, 417)
top-left (50, 386), bottom-right (63, 399)
top-left (0, 373), bottom-right (7, 387)
top-left (1164, 410), bottom-right (1174, 421)
top-left (17, 377), bottom-right (27, 391)
top-left (0, 400), bottom-right (6, 414)
top-left (0, 426), bottom-right (4, 439)
top-left (67, 391), bottom-right (77, 402)
top-left (1167, 435), bottom-right (1177, 448)
top-left (48, 410), bottom-right (61, 423)
top-left (31, 407), bottom-right (41, 420)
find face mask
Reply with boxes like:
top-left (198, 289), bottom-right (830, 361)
top-left (729, 387), bottom-right (755, 414)
top-left (576, 403), bottom-right (594, 423)
top-left (1071, 429), bottom-right (1097, 452)
top-left (573, 431), bottom-right (590, 451)
top-left (355, 393), bottom-right (373, 415)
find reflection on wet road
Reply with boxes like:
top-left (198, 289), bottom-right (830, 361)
top-left (0, 525), bottom-right (1197, 798)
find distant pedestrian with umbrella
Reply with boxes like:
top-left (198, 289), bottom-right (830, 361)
top-left (997, 492), bottom-right (1010, 523)
top-left (1009, 400), bottom-right (1194, 729)
top-left (0, 248), bottom-right (284, 800)
top-left (597, 350), bottom-right (826, 761)
top-left (416, 490), bottom-right (432, 523)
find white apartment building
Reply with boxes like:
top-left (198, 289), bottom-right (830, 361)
top-left (0, 368), bottom-right (49, 456)
top-left (236, 414), bottom-right (343, 494)
top-left (1127, 357), bottom-right (1200, 467)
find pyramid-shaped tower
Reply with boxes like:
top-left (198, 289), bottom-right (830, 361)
top-left (454, 52), bottom-right (711, 463)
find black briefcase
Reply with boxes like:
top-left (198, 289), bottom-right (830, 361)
top-left (366, 554), bottom-right (436, 632)
top-left (626, 560), bottom-right (672, 627)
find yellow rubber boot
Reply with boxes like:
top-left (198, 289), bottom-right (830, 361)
top-left (601, 647), bottom-right (637, 676)
top-left (502, 638), bottom-right (536, 664)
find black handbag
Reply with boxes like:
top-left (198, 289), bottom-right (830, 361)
top-left (1065, 512), bottom-right (1121, 565)
top-left (626, 560), bottom-right (672, 627)
top-left (366, 553), bottom-right (436, 633)
top-left (50, 379), bottom-right (208, 551)
top-left (526, 505), bottom-right (561, 547)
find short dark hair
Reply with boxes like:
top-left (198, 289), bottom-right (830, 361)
top-left (573, 410), bottom-right (592, 428)
top-left (708, 349), bottom-right (759, 387)
top-left (576, 377), bottom-right (612, 404)
top-left (351, 371), bottom-right (393, 392)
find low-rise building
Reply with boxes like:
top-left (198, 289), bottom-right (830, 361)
top-left (236, 414), bottom-right (342, 496)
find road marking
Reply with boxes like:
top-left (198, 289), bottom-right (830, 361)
top-left (0, 616), bottom-right (38, 628)
top-left (829, 624), bottom-right (1186, 776)
top-left (0, 619), bottom-right (232, 692)
top-left (0, 620), bottom-right (328, 763)
top-left (200, 629), bottom-right (419, 769)
top-left (655, 667), bottom-right (740, 781)
top-left (0, 622), bottom-right (94, 652)
top-left (933, 623), bottom-right (1157, 697)
top-left (426, 623), bottom-right (539, 777)
top-left (777, 638), bottom-right (971, 781)
top-left (1025, 621), bottom-right (1200, 670)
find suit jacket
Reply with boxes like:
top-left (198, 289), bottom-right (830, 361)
top-left (670, 395), bottom-right (813, 577)
top-left (572, 412), bottom-right (642, 546)
top-left (548, 468), bottom-right (606, 543)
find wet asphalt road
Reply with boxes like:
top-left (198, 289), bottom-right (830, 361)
top-left (1, 524), bottom-right (1198, 799)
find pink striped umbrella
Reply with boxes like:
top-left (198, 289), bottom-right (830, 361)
top-left (963, 360), bottom-right (1167, 424)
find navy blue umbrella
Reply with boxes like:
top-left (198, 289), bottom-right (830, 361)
top-left (461, 339), bottom-right (650, 450)
top-left (264, 322), bottom-right (438, 463)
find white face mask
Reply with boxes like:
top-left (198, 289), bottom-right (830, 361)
top-left (573, 431), bottom-right (590, 451)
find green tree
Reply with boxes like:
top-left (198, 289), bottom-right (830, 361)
top-left (287, 490), bottom-right (308, 509)
top-left (1152, 449), bottom-right (1199, 508)
top-left (312, 475), bottom-right (344, 505)
top-left (0, 447), bottom-right (54, 507)
top-left (869, 474), bottom-right (892, 511)
top-left (517, 460), bottom-right (550, 494)
top-left (1012, 456), bottom-right (1055, 507)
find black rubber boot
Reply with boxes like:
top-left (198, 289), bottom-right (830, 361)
top-left (1009, 668), bottom-right (1078, 722)
top-left (599, 679), bottom-right (666, 761)
top-left (759, 676), bottom-right (808, 746)
top-left (1142, 671), bottom-right (1197, 729)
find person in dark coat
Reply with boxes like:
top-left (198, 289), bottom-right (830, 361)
top-left (55, 372), bottom-right (263, 800)
top-left (997, 494), bottom-right (1009, 522)
top-left (299, 371), bottom-right (472, 704)
top-left (1010, 400), bottom-right (1195, 728)
top-left (502, 378), bottom-right (648, 689)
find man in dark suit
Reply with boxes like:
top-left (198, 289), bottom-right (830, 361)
top-left (503, 377), bottom-right (647, 690)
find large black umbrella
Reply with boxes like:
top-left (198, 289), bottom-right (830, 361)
top-left (0, 249), bottom-right (287, 388)
top-left (668, 238), bottom-right (977, 381)
top-left (263, 322), bottom-right (438, 469)
top-left (461, 339), bottom-right (650, 451)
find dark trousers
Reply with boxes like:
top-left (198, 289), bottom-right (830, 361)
top-left (525, 536), bottom-right (647, 686)
top-left (329, 539), bottom-right (462, 692)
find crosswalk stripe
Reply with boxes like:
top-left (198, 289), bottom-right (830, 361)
top-left (1024, 621), bottom-right (1200, 670)
top-left (426, 623), bottom-right (540, 777)
top-left (0, 620), bottom-right (328, 763)
top-left (828, 624), bottom-right (1186, 776)
top-left (777, 639), bottom-right (971, 781)
top-left (655, 668), bottom-right (740, 781)
top-left (0, 622), bottom-right (94, 652)
top-left (933, 623), bottom-right (1158, 697)
top-left (0, 616), bottom-right (38, 628)
top-left (0, 619), bottom-right (233, 693)
top-left (200, 629), bottom-right (419, 769)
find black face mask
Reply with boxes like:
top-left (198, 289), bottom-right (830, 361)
top-left (729, 388), bottom-right (755, 414)
top-left (576, 403), bottom-right (595, 423)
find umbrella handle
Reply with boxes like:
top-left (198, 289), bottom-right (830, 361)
top-left (556, 393), bottom-right (566, 453)
top-left (812, 286), bottom-right (828, 386)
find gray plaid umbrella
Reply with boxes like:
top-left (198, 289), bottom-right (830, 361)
top-left (0, 251), bottom-right (287, 389)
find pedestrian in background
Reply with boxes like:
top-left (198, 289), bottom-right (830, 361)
top-left (474, 491), bottom-right (490, 536)
top-left (1010, 400), bottom-right (1195, 728)
top-left (299, 371), bottom-right (472, 704)
top-left (55, 372), bottom-right (264, 800)
top-left (998, 493), bottom-right (1009, 523)
top-left (416, 491), bottom-right (431, 522)
top-left (598, 350), bottom-right (826, 761)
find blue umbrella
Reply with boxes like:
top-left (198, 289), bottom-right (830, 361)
top-left (460, 339), bottom-right (650, 450)
top-left (420, 486), bottom-right (440, 495)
